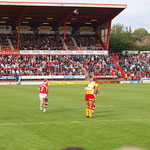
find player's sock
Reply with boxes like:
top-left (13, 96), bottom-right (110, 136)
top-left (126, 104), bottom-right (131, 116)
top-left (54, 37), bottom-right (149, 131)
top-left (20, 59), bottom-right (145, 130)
top-left (89, 108), bottom-right (92, 118)
top-left (40, 102), bottom-right (43, 110)
top-left (92, 104), bottom-right (95, 113)
top-left (86, 107), bottom-right (89, 117)
top-left (43, 102), bottom-right (48, 112)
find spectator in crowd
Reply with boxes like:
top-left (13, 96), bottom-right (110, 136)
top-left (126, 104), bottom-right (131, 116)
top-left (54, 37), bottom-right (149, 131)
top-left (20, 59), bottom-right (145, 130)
top-left (11, 34), bottom-right (63, 50)
top-left (0, 33), bottom-right (103, 51)
top-left (0, 34), bottom-right (10, 50)
top-left (118, 53), bottom-right (150, 80)
top-left (76, 35), bottom-right (102, 50)
top-left (0, 55), bottom-right (117, 76)
top-left (0, 54), bottom-right (149, 80)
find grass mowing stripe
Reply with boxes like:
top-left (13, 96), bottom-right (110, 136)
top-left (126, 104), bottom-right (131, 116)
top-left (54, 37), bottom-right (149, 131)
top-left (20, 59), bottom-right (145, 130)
top-left (0, 105), bottom-right (140, 110)
top-left (0, 118), bottom-right (149, 126)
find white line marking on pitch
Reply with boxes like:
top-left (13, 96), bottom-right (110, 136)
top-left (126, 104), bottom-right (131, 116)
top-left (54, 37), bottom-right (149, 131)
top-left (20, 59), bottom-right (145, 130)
top-left (0, 119), bottom-right (149, 126)
top-left (0, 105), bottom-right (140, 110)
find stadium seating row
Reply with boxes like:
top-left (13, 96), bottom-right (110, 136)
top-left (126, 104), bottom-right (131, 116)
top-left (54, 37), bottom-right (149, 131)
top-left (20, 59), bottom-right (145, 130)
top-left (0, 54), bottom-right (149, 80)
top-left (0, 34), bottom-right (102, 51)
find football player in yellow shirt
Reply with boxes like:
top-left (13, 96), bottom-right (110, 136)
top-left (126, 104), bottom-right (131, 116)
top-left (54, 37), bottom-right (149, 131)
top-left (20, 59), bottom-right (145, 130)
top-left (85, 77), bottom-right (97, 118)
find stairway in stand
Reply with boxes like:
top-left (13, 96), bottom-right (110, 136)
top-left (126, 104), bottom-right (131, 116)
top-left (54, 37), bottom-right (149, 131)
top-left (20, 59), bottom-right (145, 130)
top-left (112, 55), bottom-right (125, 79)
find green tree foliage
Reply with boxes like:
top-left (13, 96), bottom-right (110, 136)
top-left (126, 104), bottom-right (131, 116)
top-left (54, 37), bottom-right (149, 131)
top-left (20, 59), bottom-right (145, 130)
top-left (133, 28), bottom-right (148, 41)
top-left (109, 24), bottom-right (149, 53)
top-left (137, 43), bottom-right (150, 51)
top-left (109, 24), bottom-right (135, 53)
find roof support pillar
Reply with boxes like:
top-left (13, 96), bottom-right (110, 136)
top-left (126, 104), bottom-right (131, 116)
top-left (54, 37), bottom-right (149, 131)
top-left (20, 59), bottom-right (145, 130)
top-left (99, 30), bottom-right (106, 50)
top-left (62, 22), bottom-right (66, 50)
top-left (106, 21), bottom-right (111, 51)
top-left (17, 18), bottom-right (21, 50)
top-left (17, 6), bottom-right (28, 50)
top-left (61, 8), bottom-right (76, 50)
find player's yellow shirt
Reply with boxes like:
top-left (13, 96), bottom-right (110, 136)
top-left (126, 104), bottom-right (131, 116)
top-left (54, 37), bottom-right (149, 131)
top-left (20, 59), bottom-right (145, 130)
top-left (85, 81), bottom-right (97, 94)
top-left (95, 83), bottom-right (98, 88)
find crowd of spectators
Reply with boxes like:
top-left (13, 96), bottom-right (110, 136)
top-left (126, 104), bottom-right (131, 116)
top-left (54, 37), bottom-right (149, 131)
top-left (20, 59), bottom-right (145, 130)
top-left (11, 34), bottom-right (63, 50)
top-left (118, 53), bottom-right (150, 80)
top-left (0, 33), bottom-right (102, 50)
top-left (0, 34), bottom-right (10, 50)
top-left (0, 55), bottom-right (117, 76)
top-left (0, 54), bottom-right (149, 80)
top-left (65, 35), bottom-right (76, 50)
top-left (76, 35), bottom-right (102, 50)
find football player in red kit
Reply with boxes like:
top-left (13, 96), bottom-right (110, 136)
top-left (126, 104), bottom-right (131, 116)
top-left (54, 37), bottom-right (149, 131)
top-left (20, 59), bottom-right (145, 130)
top-left (39, 79), bottom-right (49, 112)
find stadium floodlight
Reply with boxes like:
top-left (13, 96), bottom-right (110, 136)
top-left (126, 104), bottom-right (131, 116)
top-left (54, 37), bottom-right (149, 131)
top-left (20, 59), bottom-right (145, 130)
top-left (74, 9), bottom-right (78, 15)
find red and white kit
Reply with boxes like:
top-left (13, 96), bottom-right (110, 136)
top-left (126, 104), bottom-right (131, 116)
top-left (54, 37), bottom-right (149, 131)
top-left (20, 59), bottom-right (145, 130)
top-left (39, 83), bottom-right (48, 99)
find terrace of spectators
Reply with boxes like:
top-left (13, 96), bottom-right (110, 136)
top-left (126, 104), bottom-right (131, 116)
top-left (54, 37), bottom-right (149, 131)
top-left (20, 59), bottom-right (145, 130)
top-left (0, 54), bottom-right (149, 80)
top-left (0, 33), bottom-right (102, 51)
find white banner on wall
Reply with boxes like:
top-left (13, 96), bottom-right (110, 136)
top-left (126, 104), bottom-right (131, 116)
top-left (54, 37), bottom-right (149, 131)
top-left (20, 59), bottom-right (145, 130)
top-left (140, 51), bottom-right (150, 54)
top-left (0, 82), bottom-right (20, 85)
top-left (120, 81), bottom-right (130, 84)
top-left (21, 81), bottom-right (43, 85)
top-left (20, 50), bottom-right (108, 55)
top-left (21, 75), bottom-right (85, 80)
top-left (143, 80), bottom-right (150, 83)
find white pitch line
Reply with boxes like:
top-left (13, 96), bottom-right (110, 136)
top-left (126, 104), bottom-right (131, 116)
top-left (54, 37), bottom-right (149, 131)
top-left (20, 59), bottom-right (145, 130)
top-left (0, 105), bottom-right (140, 110)
top-left (0, 119), bottom-right (149, 126)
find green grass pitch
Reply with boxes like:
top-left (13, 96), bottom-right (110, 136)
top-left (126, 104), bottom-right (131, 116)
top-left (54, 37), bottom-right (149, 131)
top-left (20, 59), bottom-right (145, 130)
top-left (0, 84), bottom-right (150, 150)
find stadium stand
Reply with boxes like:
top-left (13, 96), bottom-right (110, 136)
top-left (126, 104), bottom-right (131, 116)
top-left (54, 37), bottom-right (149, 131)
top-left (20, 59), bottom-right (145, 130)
top-left (76, 35), bottom-right (102, 50)
top-left (0, 33), bottom-right (102, 50)
top-left (0, 54), bottom-right (149, 80)
top-left (0, 34), bottom-right (11, 50)
top-left (65, 34), bottom-right (77, 50)
top-left (118, 53), bottom-right (150, 80)
top-left (0, 55), bottom-right (116, 76)
top-left (11, 34), bottom-right (63, 50)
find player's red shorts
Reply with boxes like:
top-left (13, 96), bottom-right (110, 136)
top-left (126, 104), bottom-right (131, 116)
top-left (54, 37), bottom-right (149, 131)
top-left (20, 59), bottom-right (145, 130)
top-left (85, 94), bottom-right (95, 101)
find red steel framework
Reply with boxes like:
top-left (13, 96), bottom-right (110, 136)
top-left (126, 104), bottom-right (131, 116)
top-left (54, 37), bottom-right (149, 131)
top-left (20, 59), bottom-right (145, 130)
top-left (0, 1), bottom-right (127, 52)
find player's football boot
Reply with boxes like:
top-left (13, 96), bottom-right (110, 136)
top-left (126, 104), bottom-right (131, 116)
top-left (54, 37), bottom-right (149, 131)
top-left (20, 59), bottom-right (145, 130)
top-left (43, 109), bottom-right (47, 112)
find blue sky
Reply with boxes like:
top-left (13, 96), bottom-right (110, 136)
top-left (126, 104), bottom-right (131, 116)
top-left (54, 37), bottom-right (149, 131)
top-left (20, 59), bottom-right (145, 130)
top-left (1, 0), bottom-right (150, 32)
